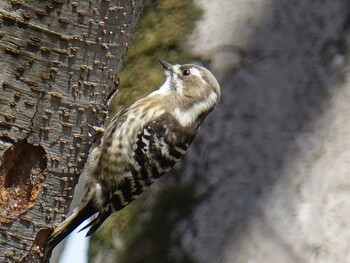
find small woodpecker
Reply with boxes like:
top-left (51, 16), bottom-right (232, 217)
top-left (44, 60), bottom-right (220, 262)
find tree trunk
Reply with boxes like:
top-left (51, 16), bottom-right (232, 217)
top-left (0, 0), bottom-right (144, 262)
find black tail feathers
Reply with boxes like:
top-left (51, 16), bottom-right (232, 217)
top-left (80, 208), bottom-right (112, 236)
top-left (43, 201), bottom-right (97, 263)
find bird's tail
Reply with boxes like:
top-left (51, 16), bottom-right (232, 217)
top-left (43, 200), bottom-right (97, 263)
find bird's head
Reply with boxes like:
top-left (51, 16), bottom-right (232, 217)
top-left (157, 60), bottom-right (221, 127)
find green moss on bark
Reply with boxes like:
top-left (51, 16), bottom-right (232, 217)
top-left (116, 184), bottom-right (199, 263)
top-left (109, 0), bottom-right (202, 113)
top-left (89, 183), bottom-right (200, 263)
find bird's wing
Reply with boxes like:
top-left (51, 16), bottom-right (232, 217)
top-left (131, 112), bottom-right (197, 184)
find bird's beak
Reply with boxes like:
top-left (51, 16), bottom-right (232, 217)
top-left (159, 60), bottom-right (174, 73)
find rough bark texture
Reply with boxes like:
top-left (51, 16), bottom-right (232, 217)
top-left (178, 0), bottom-right (350, 262)
top-left (0, 0), bottom-right (143, 262)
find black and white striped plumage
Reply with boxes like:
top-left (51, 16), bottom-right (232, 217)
top-left (44, 60), bottom-right (220, 261)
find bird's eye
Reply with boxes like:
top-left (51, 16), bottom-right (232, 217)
top-left (182, 69), bottom-right (191, 76)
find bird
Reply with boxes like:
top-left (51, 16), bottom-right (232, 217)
top-left (43, 60), bottom-right (221, 262)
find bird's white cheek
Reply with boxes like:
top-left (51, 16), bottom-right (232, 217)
top-left (173, 92), bottom-right (218, 127)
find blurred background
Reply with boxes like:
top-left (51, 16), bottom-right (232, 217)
top-left (58, 0), bottom-right (350, 262)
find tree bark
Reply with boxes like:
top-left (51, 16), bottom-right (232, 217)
top-left (0, 0), bottom-right (144, 262)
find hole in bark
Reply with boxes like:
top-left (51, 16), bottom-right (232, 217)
top-left (0, 140), bottom-right (47, 223)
